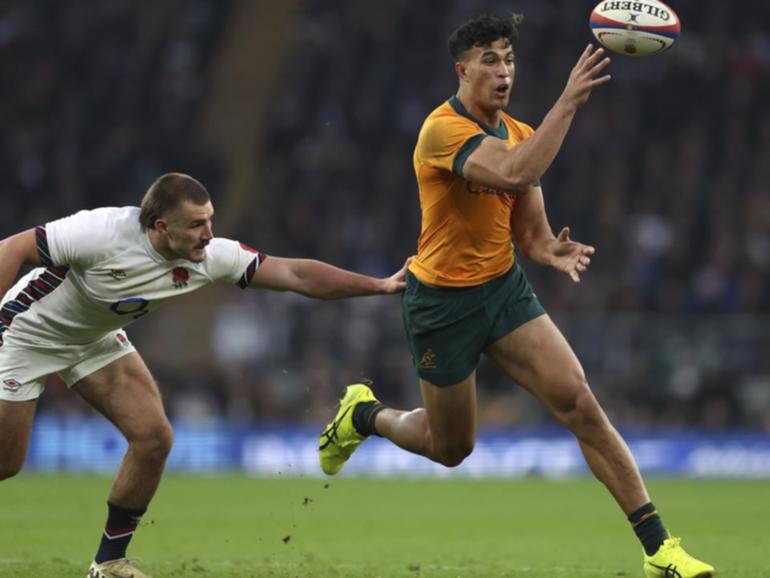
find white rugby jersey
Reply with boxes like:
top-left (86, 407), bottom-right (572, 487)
top-left (0, 206), bottom-right (263, 345)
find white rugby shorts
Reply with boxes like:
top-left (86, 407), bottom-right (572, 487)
top-left (0, 330), bottom-right (136, 401)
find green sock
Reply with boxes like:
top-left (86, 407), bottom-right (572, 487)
top-left (629, 502), bottom-right (668, 556)
top-left (352, 401), bottom-right (385, 437)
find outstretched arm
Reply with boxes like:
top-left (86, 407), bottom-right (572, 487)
top-left (511, 185), bottom-right (594, 283)
top-left (249, 256), bottom-right (410, 299)
top-left (463, 45), bottom-right (611, 193)
top-left (0, 229), bottom-right (42, 298)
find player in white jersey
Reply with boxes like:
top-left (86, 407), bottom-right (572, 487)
top-left (0, 173), bottom-right (408, 578)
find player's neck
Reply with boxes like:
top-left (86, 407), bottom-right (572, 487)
top-left (146, 229), bottom-right (176, 261)
top-left (455, 91), bottom-right (502, 128)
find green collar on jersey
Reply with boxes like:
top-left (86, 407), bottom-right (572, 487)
top-left (448, 95), bottom-right (509, 140)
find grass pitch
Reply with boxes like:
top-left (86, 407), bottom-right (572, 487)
top-left (1, 474), bottom-right (768, 577)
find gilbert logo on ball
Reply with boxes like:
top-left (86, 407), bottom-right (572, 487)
top-left (590, 0), bottom-right (680, 57)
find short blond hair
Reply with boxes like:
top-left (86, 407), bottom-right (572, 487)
top-left (139, 173), bottom-right (210, 230)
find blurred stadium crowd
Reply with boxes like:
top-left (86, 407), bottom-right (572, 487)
top-left (2, 0), bottom-right (769, 430)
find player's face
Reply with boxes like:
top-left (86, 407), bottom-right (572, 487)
top-left (160, 200), bottom-right (214, 263)
top-left (462, 38), bottom-right (515, 111)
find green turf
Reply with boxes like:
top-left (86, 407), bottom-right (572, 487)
top-left (1, 474), bottom-right (767, 577)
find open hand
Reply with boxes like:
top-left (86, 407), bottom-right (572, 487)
top-left (548, 227), bottom-right (595, 283)
top-left (559, 44), bottom-right (611, 110)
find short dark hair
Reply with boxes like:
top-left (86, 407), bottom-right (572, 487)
top-left (448, 14), bottom-right (521, 61)
top-left (139, 173), bottom-right (211, 230)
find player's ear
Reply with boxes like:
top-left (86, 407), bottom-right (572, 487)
top-left (154, 219), bottom-right (168, 234)
top-left (455, 61), bottom-right (468, 81)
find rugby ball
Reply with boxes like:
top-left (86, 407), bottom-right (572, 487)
top-left (590, 0), bottom-right (680, 57)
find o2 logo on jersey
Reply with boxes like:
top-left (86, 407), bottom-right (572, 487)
top-left (110, 298), bottom-right (150, 320)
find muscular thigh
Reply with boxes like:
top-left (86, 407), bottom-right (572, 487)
top-left (0, 337), bottom-right (43, 469)
top-left (72, 352), bottom-right (168, 438)
top-left (484, 315), bottom-right (586, 414)
top-left (420, 372), bottom-right (477, 447)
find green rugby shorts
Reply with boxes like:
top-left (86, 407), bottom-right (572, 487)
top-left (401, 264), bottom-right (546, 386)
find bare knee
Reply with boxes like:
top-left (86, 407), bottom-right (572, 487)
top-left (0, 400), bottom-right (35, 481)
top-left (0, 458), bottom-right (24, 481)
top-left (433, 438), bottom-right (475, 468)
top-left (128, 420), bottom-right (174, 463)
top-left (0, 437), bottom-right (28, 481)
top-left (553, 376), bottom-right (609, 435)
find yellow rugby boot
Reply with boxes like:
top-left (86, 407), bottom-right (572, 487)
top-left (319, 383), bottom-right (378, 475)
top-left (643, 537), bottom-right (715, 577)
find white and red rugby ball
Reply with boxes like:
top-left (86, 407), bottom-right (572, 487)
top-left (590, 0), bottom-right (680, 57)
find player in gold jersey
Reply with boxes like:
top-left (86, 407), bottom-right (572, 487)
top-left (320, 15), bottom-right (713, 578)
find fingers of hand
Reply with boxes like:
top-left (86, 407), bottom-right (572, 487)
top-left (570, 70), bottom-right (610, 101)
top-left (585, 46), bottom-right (606, 67)
top-left (590, 56), bottom-right (611, 77)
top-left (577, 59), bottom-right (610, 92)
top-left (390, 279), bottom-right (407, 293)
top-left (569, 270), bottom-right (581, 283)
top-left (572, 252), bottom-right (590, 272)
top-left (573, 44), bottom-right (595, 71)
top-left (572, 49), bottom-right (609, 87)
